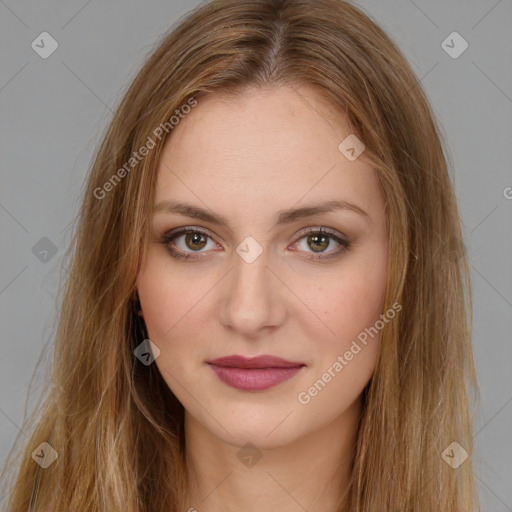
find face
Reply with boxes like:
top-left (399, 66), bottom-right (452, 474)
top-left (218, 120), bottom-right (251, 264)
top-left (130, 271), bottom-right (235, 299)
top-left (137, 84), bottom-right (388, 450)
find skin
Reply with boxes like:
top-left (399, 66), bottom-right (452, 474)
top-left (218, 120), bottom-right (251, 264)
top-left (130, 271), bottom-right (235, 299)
top-left (137, 84), bottom-right (389, 512)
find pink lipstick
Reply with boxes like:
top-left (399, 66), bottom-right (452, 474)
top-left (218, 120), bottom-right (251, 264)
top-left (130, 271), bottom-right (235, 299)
top-left (207, 355), bottom-right (305, 392)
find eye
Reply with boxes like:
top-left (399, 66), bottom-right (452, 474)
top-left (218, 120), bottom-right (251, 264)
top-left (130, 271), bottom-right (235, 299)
top-left (290, 227), bottom-right (350, 261)
top-left (160, 226), bottom-right (350, 262)
top-left (161, 227), bottom-right (218, 261)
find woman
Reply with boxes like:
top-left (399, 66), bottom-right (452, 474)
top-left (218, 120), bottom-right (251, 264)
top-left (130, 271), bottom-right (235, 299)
top-left (0, 0), bottom-right (479, 510)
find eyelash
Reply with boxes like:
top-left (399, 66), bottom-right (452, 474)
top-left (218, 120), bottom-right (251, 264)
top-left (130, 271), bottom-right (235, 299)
top-left (159, 226), bottom-right (350, 262)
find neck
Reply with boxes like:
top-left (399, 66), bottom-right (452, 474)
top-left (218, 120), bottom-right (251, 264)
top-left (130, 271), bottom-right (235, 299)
top-left (184, 396), bottom-right (362, 512)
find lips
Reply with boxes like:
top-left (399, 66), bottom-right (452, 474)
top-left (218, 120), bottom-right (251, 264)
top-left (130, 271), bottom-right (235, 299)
top-left (208, 355), bottom-right (304, 369)
top-left (207, 355), bottom-right (305, 392)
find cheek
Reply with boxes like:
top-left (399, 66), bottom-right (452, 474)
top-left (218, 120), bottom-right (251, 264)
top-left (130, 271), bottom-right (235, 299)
top-left (136, 259), bottom-right (204, 392)
top-left (137, 254), bottom-right (207, 342)
top-left (312, 259), bottom-right (388, 345)
top-left (299, 268), bottom-right (386, 412)
top-left (304, 251), bottom-right (388, 395)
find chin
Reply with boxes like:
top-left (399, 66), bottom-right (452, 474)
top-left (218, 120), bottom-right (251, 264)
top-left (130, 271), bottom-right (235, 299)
top-left (196, 405), bottom-right (311, 451)
top-left (222, 423), bottom-right (301, 451)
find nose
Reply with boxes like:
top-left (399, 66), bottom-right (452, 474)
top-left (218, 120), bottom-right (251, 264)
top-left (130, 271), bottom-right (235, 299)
top-left (218, 246), bottom-right (286, 338)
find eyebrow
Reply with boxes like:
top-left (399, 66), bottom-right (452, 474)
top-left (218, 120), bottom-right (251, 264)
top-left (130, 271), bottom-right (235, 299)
top-left (153, 198), bottom-right (372, 228)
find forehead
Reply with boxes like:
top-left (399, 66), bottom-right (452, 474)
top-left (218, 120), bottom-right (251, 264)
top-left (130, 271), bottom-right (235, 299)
top-left (154, 85), bottom-right (382, 225)
top-left (160, 84), bottom-right (354, 171)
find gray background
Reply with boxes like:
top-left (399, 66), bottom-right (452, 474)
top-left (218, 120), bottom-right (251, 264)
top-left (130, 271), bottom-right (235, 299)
top-left (1, 0), bottom-right (511, 509)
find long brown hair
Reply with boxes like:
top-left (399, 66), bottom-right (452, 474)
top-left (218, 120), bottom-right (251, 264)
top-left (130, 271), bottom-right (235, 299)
top-left (1, 0), bottom-right (479, 510)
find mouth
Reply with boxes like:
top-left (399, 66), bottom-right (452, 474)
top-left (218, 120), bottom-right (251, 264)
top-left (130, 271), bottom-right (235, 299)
top-left (206, 355), bottom-right (306, 392)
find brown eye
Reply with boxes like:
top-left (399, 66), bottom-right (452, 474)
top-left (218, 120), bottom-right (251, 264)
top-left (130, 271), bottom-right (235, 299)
top-left (162, 226), bottom-right (349, 263)
top-left (307, 233), bottom-right (330, 253)
top-left (161, 228), bottom-right (217, 260)
top-left (184, 232), bottom-right (208, 251)
top-left (292, 227), bottom-right (350, 261)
